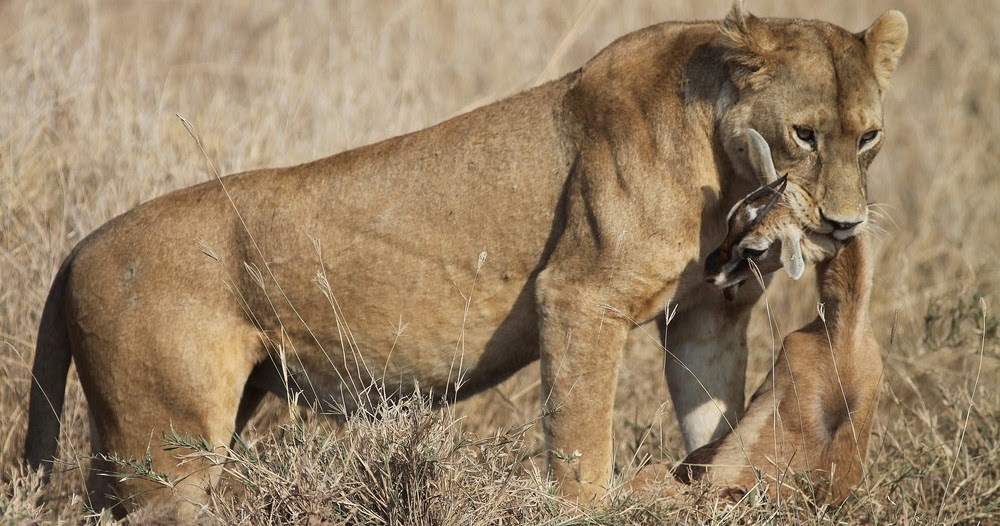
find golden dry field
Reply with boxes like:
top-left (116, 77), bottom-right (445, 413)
top-left (1, 0), bottom-right (998, 524)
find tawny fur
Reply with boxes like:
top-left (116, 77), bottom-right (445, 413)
top-left (676, 232), bottom-right (881, 504)
top-left (24, 2), bottom-right (907, 515)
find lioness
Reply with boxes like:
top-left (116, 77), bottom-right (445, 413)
top-left (25, 2), bottom-right (907, 513)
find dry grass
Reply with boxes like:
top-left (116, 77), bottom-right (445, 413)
top-left (1, 0), bottom-right (998, 524)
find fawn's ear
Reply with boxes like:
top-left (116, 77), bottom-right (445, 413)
top-left (745, 128), bottom-right (778, 184)
top-left (781, 227), bottom-right (805, 280)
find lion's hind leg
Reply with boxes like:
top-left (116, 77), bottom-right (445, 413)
top-left (71, 308), bottom-right (264, 518)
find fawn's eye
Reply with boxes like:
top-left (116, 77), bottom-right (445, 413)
top-left (793, 126), bottom-right (817, 150)
top-left (859, 129), bottom-right (880, 149)
top-left (743, 247), bottom-right (768, 258)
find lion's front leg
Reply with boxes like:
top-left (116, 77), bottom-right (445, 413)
top-left (662, 290), bottom-right (757, 452)
top-left (536, 275), bottom-right (630, 501)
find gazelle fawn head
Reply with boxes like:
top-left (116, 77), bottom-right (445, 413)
top-left (706, 129), bottom-right (838, 297)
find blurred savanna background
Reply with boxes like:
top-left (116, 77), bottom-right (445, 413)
top-left (1, 0), bottom-right (997, 524)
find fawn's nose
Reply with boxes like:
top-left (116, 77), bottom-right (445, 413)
top-left (819, 209), bottom-right (862, 232)
top-left (704, 248), bottom-right (727, 278)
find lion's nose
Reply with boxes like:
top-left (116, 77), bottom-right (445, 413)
top-left (819, 209), bottom-right (862, 231)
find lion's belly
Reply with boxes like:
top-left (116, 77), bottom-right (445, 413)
top-left (267, 300), bottom-right (539, 412)
top-left (253, 244), bottom-right (542, 408)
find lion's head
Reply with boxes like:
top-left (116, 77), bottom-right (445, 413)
top-left (719, 3), bottom-right (908, 240)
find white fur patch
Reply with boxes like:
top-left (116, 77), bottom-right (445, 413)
top-left (667, 336), bottom-right (746, 452)
top-left (833, 226), bottom-right (859, 241)
top-left (681, 399), bottom-right (732, 451)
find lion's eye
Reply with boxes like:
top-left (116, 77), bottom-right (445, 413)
top-left (743, 247), bottom-right (768, 258)
top-left (793, 126), bottom-right (817, 150)
top-left (859, 129), bottom-right (880, 148)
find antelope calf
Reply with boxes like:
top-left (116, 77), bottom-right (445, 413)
top-left (674, 131), bottom-right (882, 503)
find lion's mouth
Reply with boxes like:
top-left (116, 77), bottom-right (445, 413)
top-left (803, 218), bottom-right (865, 243)
top-left (831, 222), bottom-right (864, 240)
top-left (801, 199), bottom-right (869, 241)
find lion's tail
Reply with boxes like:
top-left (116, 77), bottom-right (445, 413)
top-left (24, 254), bottom-right (75, 479)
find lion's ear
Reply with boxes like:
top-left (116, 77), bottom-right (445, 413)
top-left (860, 10), bottom-right (908, 90)
top-left (719, 0), bottom-right (776, 90)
